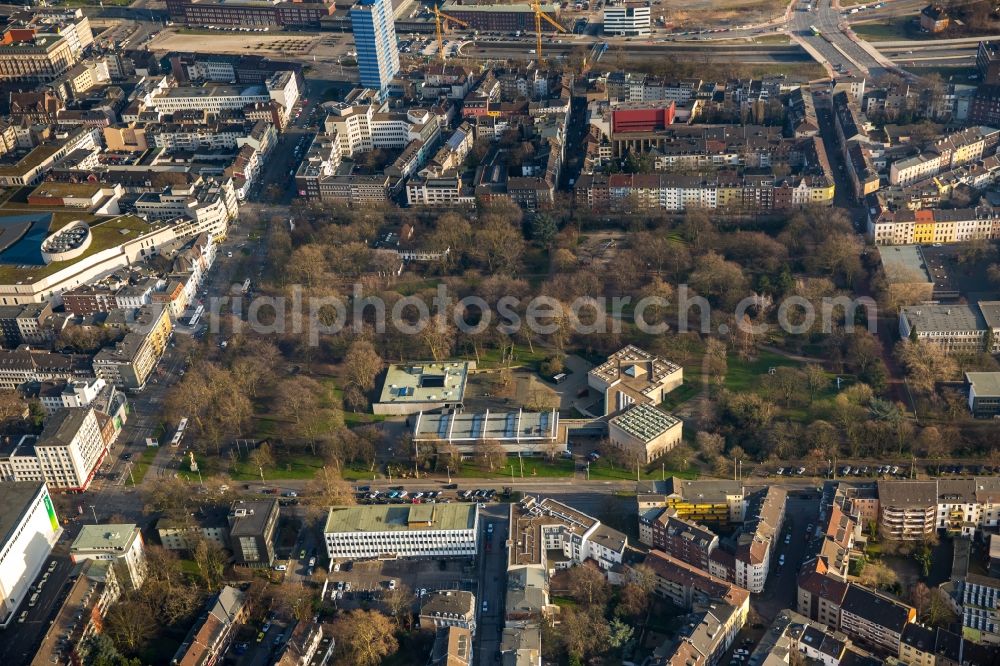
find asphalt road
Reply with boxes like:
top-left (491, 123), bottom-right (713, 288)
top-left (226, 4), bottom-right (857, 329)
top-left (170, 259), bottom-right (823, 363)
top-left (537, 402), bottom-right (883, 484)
top-left (474, 505), bottom-right (509, 666)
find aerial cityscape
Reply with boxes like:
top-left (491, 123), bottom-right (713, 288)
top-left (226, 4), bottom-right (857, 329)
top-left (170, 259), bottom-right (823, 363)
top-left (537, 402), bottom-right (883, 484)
top-left (2, 0), bottom-right (1000, 665)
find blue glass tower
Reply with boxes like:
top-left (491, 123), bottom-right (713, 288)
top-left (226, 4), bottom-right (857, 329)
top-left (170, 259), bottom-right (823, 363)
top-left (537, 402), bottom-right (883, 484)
top-left (350, 0), bottom-right (400, 96)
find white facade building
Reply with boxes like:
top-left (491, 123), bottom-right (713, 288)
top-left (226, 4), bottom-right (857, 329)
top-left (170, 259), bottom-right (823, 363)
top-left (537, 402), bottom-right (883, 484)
top-left (0, 482), bottom-right (61, 628)
top-left (324, 504), bottom-right (478, 560)
top-left (603, 1), bottom-right (651, 36)
top-left (70, 523), bottom-right (147, 591)
top-left (38, 377), bottom-right (107, 414)
top-left (0, 407), bottom-right (107, 491)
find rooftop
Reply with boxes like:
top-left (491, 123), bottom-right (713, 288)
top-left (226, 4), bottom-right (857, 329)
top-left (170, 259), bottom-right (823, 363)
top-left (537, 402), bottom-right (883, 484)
top-left (37, 407), bottom-right (91, 449)
top-left (610, 404), bottom-right (680, 443)
top-left (841, 583), bottom-right (914, 632)
top-left (70, 523), bottom-right (139, 553)
top-left (412, 409), bottom-right (557, 442)
top-left (0, 481), bottom-right (48, 548)
top-left (878, 245), bottom-right (933, 284)
top-left (877, 480), bottom-right (938, 507)
top-left (377, 361), bottom-right (471, 406)
top-left (325, 504), bottom-right (477, 534)
top-left (900, 304), bottom-right (986, 333)
top-left (228, 499), bottom-right (278, 537)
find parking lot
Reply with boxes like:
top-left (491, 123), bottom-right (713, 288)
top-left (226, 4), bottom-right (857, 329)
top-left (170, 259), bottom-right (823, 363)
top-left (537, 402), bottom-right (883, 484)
top-left (325, 558), bottom-right (477, 612)
top-left (354, 486), bottom-right (508, 506)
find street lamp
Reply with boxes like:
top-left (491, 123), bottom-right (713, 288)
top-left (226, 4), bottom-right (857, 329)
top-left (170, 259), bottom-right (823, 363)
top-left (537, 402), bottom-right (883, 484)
top-left (88, 505), bottom-right (98, 523)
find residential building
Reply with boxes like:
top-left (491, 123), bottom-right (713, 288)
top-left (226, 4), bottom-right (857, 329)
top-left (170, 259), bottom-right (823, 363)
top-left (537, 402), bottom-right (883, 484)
top-left (587, 345), bottom-right (683, 415)
top-left (962, 573), bottom-right (1000, 644)
top-left (0, 407), bottom-right (108, 491)
top-left (749, 609), bottom-right (881, 666)
top-left (639, 507), bottom-right (719, 570)
top-left (798, 557), bottom-right (851, 629)
top-left (637, 478), bottom-right (746, 523)
top-left (69, 523), bottom-right (146, 590)
top-left (0, 348), bottom-right (94, 391)
top-left (839, 584), bottom-right (915, 654)
top-left (607, 403), bottom-right (683, 463)
top-left (0, 31), bottom-right (79, 82)
top-left (171, 586), bottom-right (250, 665)
top-left (325, 504), bottom-right (478, 560)
top-left (644, 549), bottom-right (750, 615)
top-left (508, 496), bottom-right (627, 574)
top-left (429, 626), bottom-right (473, 666)
top-left (411, 409), bottom-right (563, 456)
top-left (877, 246), bottom-right (934, 304)
top-left (373, 361), bottom-right (473, 416)
top-left (228, 499), bottom-right (279, 567)
top-left (37, 378), bottom-right (106, 415)
top-left (156, 507), bottom-right (229, 552)
top-left (274, 621), bottom-right (332, 666)
top-left (877, 480), bottom-right (937, 540)
top-left (920, 5), bottom-right (950, 33)
top-left (898, 622), bottom-right (997, 666)
top-left (419, 590), bottom-right (477, 634)
top-left (132, 178), bottom-right (238, 242)
top-left (92, 306), bottom-right (173, 390)
top-left (0, 482), bottom-right (60, 628)
top-left (728, 486), bottom-right (786, 594)
top-left (868, 206), bottom-right (1000, 246)
top-left (898, 305), bottom-right (988, 355)
top-left (0, 302), bottom-right (54, 348)
top-left (603, 1), bottom-right (651, 36)
top-left (30, 559), bottom-right (121, 666)
top-left (350, 0), bottom-right (399, 95)
top-left (966, 372), bottom-right (1000, 418)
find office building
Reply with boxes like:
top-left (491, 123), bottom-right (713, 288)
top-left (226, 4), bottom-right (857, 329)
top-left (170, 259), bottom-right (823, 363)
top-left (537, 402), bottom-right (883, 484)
top-left (603, 1), bottom-right (651, 36)
top-left (966, 372), bottom-right (1000, 418)
top-left (439, 2), bottom-right (560, 32)
top-left (70, 523), bottom-right (146, 590)
top-left (0, 407), bottom-right (108, 491)
top-left (325, 504), bottom-right (478, 560)
top-left (350, 0), bottom-right (399, 95)
top-left (228, 499), bottom-right (279, 567)
top-left (0, 482), bottom-right (60, 628)
top-left (898, 305), bottom-right (989, 355)
top-left (374, 361), bottom-right (472, 415)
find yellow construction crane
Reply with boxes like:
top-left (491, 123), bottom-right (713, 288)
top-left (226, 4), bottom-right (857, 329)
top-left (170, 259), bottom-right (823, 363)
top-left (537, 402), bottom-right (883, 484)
top-left (531, 0), bottom-right (566, 65)
top-left (432, 4), bottom-right (469, 62)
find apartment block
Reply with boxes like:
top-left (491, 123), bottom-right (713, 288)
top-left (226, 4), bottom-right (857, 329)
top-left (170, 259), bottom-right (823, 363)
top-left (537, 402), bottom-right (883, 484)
top-left (839, 584), bottom-right (916, 654)
top-left (171, 586), bottom-right (250, 665)
top-left (508, 497), bottom-right (626, 573)
top-left (877, 480), bottom-right (937, 540)
top-left (0, 348), bottom-right (93, 390)
top-left (92, 306), bottom-right (173, 390)
top-left (749, 609), bottom-right (881, 666)
top-left (730, 487), bottom-right (786, 594)
top-left (639, 507), bottom-right (719, 570)
top-left (644, 549), bottom-right (750, 614)
top-left (963, 573), bottom-right (1000, 644)
top-left (637, 478), bottom-right (746, 524)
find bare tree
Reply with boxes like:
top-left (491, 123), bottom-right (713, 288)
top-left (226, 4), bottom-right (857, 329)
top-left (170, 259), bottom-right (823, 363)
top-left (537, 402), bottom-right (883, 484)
top-left (330, 610), bottom-right (399, 666)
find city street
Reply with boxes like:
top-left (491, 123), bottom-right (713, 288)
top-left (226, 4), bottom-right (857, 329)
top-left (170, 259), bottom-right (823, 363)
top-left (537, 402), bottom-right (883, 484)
top-left (474, 505), bottom-right (509, 665)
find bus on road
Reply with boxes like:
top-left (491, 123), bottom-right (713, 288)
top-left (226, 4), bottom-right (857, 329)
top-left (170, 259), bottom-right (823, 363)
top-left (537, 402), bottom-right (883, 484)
top-left (170, 417), bottom-right (188, 447)
top-left (809, 25), bottom-right (821, 36)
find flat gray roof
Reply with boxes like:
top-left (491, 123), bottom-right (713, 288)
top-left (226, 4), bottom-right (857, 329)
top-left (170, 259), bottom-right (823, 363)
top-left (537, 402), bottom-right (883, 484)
top-left (967, 372), bottom-right (1000, 397)
top-left (377, 361), bottom-right (471, 405)
top-left (325, 504), bottom-right (477, 534)
top-left (879, 245), bottom-right (932, 284)
top-left (900, 304), bottom-right (986, 333)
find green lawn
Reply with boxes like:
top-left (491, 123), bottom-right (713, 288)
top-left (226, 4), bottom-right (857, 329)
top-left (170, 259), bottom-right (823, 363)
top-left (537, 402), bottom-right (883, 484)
top-left (458, 343), bottom-right (549, 370)
top-left (851, 19), bottom-right (919, 41)
top-left (586, 459), bottom-right (698, 481)
top-left (129, 446), bottom-right (160, 485)
top-left (723, 350), bottom-right (803, 392)
top-left (231, 453), bottom-right (327, 481)
top-left (456, 457), bottom-right (575, 479)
